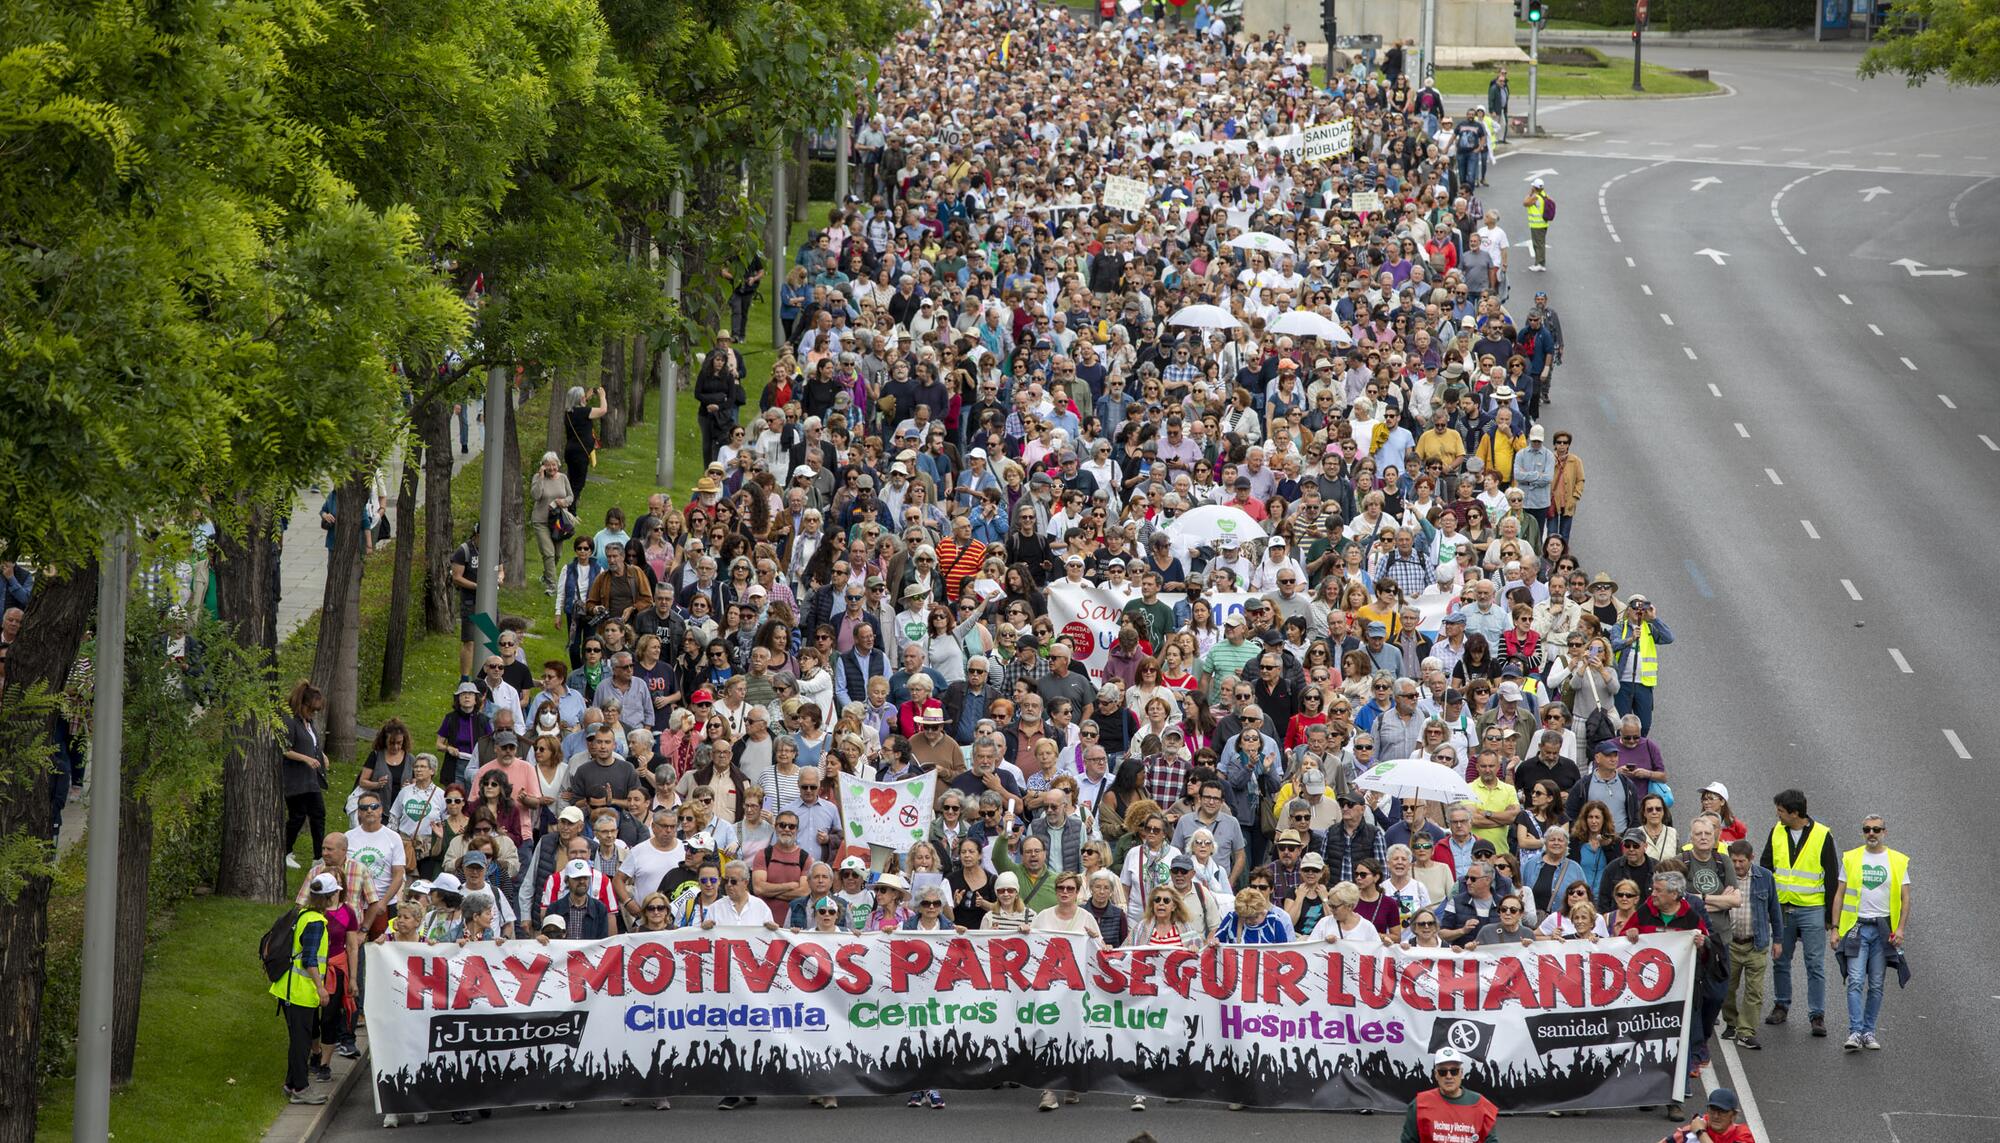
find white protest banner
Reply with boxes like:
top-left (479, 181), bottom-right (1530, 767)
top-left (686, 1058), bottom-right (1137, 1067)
top-left (1303, 120), bottom-right (1354, 161)
top-left (365, 931), bottom-right (1698, 1115)
top-left (1049, 586), bottom-right (1258, 678)
top-left (838, 773), bottom-right (935, 849)
top-left (1102, 174), bottom-right (1151, 213)
top-left (1350, 190), bottom-right (1384, 215)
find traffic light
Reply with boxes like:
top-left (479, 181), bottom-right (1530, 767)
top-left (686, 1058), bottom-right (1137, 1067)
top-left (1526, 0), bottom-right (1544, 22)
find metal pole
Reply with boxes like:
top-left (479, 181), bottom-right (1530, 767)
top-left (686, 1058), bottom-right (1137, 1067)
top-left (1321, 0), bottom-right (1337, 84)
top-left (656, 188), bottom-right (684, 488)
top-left (1419, 0), bottom-right (1437, 88)
top-left (1527, 20), bottom-right (1540, 136)
top-left (769, 138), bottom-right (787, 351)
top-left (1632, 22), bottom-right (1644, 91)
top-left (475, 365), bottom-right (505, 658)
top-left (73, 527), bottom-right (129, 1143)
top-left (835, 118), bottom-right (850, 207)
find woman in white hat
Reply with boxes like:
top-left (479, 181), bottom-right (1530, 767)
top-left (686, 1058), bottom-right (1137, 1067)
top-left (859, 872), bottom-right (913, 932)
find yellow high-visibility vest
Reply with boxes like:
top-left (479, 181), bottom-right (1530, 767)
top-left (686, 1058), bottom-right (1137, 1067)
top-left (1837, 846), bottom-right (1909, 936)
top-left (1769, 821), bottom-right (1831, 907)
top-left (269, 909), bottom-right (328, 1008)
top-left (1527, 192), bottom-right (1548, 229)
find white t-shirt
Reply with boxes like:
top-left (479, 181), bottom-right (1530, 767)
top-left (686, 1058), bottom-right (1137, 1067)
top-left (1031, 907), bottom-right (1102, 938)
top-left (345, 824), bottom-right (406, 896)
top-left (1309, 913), bottom-right (1382, 945)
top-left (1852, 850), bottom-right (1907, 919)
top-left (619, 839), bottom-right (684, 902)
top-left (711, 894), bottom-right (775, 926)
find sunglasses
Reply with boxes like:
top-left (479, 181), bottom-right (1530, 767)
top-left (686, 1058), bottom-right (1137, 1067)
top-left (1615, 891), bottom-right (1638, 899)
top-left (645, 904), bottom-right (670, 913)
top-left (445, 797), bottom-right (464, 805)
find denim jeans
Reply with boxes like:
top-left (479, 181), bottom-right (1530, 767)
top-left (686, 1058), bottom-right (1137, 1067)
top-left (1613, 682), bottom-right (1656, 736)
top-left (1845, 918), bottom-right (1889, 1034)
top-left (1773, 903), bottom-right (1828, 1017)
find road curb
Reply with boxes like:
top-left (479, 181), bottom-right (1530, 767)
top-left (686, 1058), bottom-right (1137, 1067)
top-left (261, 1029), bottom-right (368, 1143)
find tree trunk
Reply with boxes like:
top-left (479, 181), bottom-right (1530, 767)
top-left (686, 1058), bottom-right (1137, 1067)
top-left (419, 395), bottom-right (456, 636)
top-left (599, 329), bottom-right (629, 449)
top-left (310, 474), bottom-right (368, 763)
top-left (793, 131), bottom-right (811, 223)
top-left (627, 225), bottom-right (651, 428)
top-left (215, 507), bottom-right (286, 902)
top-left (0, 561), bottom-right (96, 1143)
top-left (545, 372), bottom-right (567, 458)
top-left (379, 442), bottom-right (423, 702)
top-left (109, 785), bottom-right (153, 1086)
top-left (500, 391), bottom-right (527, 593)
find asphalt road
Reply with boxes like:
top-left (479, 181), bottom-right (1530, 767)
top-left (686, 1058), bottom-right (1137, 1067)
top-left (323, 47), bottom-right (2000, 1142)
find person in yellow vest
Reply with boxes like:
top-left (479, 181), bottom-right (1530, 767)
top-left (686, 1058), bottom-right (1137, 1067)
top-left (275, 873), bottom-right (338, 1104)
top-left (1609, 594), bottom-right (1674, 736)
top-left (1760, 788), bottom-right (1837, 1037)
top-left (1521, 177), bottom-right (1552, 272)
top-left (1830, 815), bottom-right (1911, 1052)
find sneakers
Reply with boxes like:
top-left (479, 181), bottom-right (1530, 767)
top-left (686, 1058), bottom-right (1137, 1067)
top-left (309, 1062), bottom-right (333, 1084)
top-left (927, 1091), bottom-right (946, 1110)
top-left (383, 1115), bottom-right (398, 1128)
top-left (1738, 1034), bottom-right (1763, 1050)
top-left (284, 854), bottom-right (302, 870)
top-left (1038, 1091), bottom-right (1059, 1112)
top-left (1666, 1101), bottom-right (1684, 1121)
top-left (287, 1088), bottom-right (328, 1105)
top-left (907, 1094), bottom-right (924, 1108)
top-left (653, 1098), bottom-right (672, 1110)
top-left (1063, 1092), bottom-right (1080, 1105)
top-left (1864, 1032), bottom-right (1883, 1050)
top-left (1719, 1026), bottom-right (1736, 1040)
top-left (821, 1097), bottom-right (839, 1109)
top-left (335, 1041), bottom-right (361, 1059)
top-left (717, 1097), bottom-right (745, 1111)
top-left (1764, 1006), bottom-right (1788, 1025)
top-left (1844, 1033), bottom-right (1863, 1052)
top-left (1811, 1015), bottom-right (1828, 1037)
top-left (1131, 1095), bottom-right (1147, 1110)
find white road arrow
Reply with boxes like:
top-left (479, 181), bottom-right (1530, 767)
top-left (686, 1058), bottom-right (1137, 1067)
top-left (1859, 186), bottom-right (1893, 203)
top-left (1694, 248), bottom-right (1731, 265)
top-left (1690, 177), bottom-right (1722, 192)
top-left (1523, 168), bottom-right (1559, 182)
top-left (1891, 258), bottom-right (1966, 278)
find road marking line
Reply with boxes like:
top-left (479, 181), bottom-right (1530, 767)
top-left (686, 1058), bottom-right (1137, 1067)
top-left (1685, 346), bottom-right (1699, 360)
top-left (1717, 1040), bottom-right (1771, 1143)
top-left (1868, 323), bottom-right (1883, 336)
top-left (1737, 145), bottom-right (1758, 151)
top-left (1661, 313), bottom-right (1674, 326)
top-left (1950, 176), bottom-right (1995, 228)
top-left (1765, 468), bottom-right (1784, 485)
top-left (1625, 256), bottom-right (1636, 267)
top-left (1841, 579), bottom-right (1862, 601)
top-left (1767, 170), bottom-right (1824, 255)
top-left (1839, 294), bottom-right (1852, 304)
top-left (1889, 648), bottom-right (1913, 674)
top-left (1569, 131), bottom-right (1602, 140)
top-left (1814, 266), bottom-right (1827, 277)
top-left (1919, 153), bottom-right (1941, 158)
top-left (1944, 729), bottom-right (1971, 760)
top-left (1902, 356), bottom-right (1919, 371)
top-left (1801, 519), bottom-right (1820, 538)
top-left (1981, 434), bottom-right (1999, 451)
top-left (1939, 394), bottom-right (1957, 409)
top-left (1692, 143), bottom-right (1718, 149)
top-left (1607, 139), bottom-right (1630, 144)
top-left (1708, 383), bottom-right (1722, 397)
top-left (1735, 422), bottom-right (1750, 438)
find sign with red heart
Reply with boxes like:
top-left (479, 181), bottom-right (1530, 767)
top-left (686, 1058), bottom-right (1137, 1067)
top-left (869, 788), bottom-right (898, 817)
top-left (841, 775), bottom-right (935, 849)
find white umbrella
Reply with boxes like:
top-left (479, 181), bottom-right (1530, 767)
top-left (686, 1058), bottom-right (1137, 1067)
top-left (1227, 231), bottom-right (1296, 256)
top-left (1166, 303), bottom-right (1241, 331)
top-left (1353, 758), bottom-right (1477, 805)
top-left (1163, 504), bottom-right (1266, 548)
top-left (1267, 309), bottom-right (1352, 345)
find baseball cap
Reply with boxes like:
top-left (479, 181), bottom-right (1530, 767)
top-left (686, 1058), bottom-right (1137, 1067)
top-left (490, 729), bottom-right (519, 747)
top-left (307, 872), bottom-right (341, 897)
top-left (563, 858), bottom-right (592, 879)
top-left (558, 806), bottom-right (586, 824)
top-left (1366, 621), bottom-right (1388, 636)
top-left (690, 687), bottom-right (715, 704)
top-left (541, 915), bottom-right (567, 934)
top-left (459, 852), bottom-right (489, 870)
top-left (1528, 425), bottom-right (1546, 442)
top-left (1299, 851), bottom-right (1328, 870)
top-left (1434, 1046), bottom-right (1470, 1069)
top-left (840, 855), bottom-right (869, 873)
top-left (1168, 855), bottom-right (1196, 873)
top-left (685, 832), bottom-right (716, 851)
top-left (432, 872), bottom-right (463, 894)
top-left (1621, 827), bottom-right (1648, 846)
top-left (1706, 1088), bottom-right (1741, 1112)
top-left (454, 681), bottom-right (479, 696)
top-left (1700, 781), bottom-right (1730, 801)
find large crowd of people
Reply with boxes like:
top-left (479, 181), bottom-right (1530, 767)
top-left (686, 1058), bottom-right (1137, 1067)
top-left (239, 0), bottom-right (1920, 1132)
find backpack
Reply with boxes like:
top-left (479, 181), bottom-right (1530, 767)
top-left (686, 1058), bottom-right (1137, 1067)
top-left (1541, 194), bottom-right (1556, 222)
top-left (260, 906), bottom-right (303, 982)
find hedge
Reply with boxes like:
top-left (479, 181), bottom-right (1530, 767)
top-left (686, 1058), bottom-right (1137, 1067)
top-left (1542, 0), bottom-right (1811, 30)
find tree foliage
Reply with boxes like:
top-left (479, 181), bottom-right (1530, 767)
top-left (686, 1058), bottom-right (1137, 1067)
top-left (1859, 0), bottom-right (2000, 85)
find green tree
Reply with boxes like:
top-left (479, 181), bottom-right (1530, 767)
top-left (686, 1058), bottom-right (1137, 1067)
top-left (1859, 0), bottom-right (2000, 85)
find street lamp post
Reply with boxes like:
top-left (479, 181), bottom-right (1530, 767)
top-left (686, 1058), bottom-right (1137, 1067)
top-left (1321, 0), bottom-right (1337, 83)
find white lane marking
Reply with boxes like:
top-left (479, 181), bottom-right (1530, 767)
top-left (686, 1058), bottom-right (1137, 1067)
top-left (1765, 468), bottom-right (1784, 485)
top-left (1685, 346), bottom-right (1699, 360)
top-left (1607, 138), bottom-right (1631, 144)
top-left (1902, 356), bottom-right (1919, 371)
top-left (1692, 142), bottom-right (1718, 149)
top-left (1661, 313), bottom-right (1675, 326)
top-left (1708, 383), bottom-right (1722, 397)
top-left (1982, 434), bottom-right (2000, 451)
top-left (1939, 394), bottom-right (1957, 409)
top-left (1770, 170), bottom-right (1823, 255)
top-left (1737, 145), bottom-right (1759, 151)
top-left (1642, 284), bottom-right (1653, 295)
top-left (1802, 519), bottom-right (1820, 538)
top-left (1889, 648), bottom-right (1913, 674)
top-left (1839, 294), bottom-right (1853, 304)
top-left (1814, 266), bottom-right (1827, 277)
top-left (1569, 131), bottom-right (1603, 141)
top-left (1868, 323), bottom-right (1884, 336)
top-left (1950, 176), bottom-right (1996, 227)
top-left (1717, 1040), bottom-right (1771, 1143)
top-left (1944, 730), bottom-right (1972, 760)
top-left (1625, 256), bottom-right (1636, 268)
top-left (1598, 161), bottom-right (1670, 245)
top-left (1735, 423), bottom-right (1750, 438)
top-left (1841, 579), bottom-right (1862, 601)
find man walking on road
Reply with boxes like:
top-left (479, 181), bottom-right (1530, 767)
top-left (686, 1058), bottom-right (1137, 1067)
top-left (1523, 178), bottom-right (1552, 272)
top-left (1763, 788), bottom-right (1837, 1038)
top-left (1831, 814), bottom-right (1911, 1052)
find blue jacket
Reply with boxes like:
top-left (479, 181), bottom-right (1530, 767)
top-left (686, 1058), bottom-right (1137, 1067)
top-left (1518, 852), bottom-right (1588, 910)
top-left (1739, 862), bottom-right (1782, 951)
top-left (1219, 731), bottom-right (1284, 829)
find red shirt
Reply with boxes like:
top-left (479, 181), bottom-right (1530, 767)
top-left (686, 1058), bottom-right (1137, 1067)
top-left (1411, 1087), bottom-right (1498, 1142)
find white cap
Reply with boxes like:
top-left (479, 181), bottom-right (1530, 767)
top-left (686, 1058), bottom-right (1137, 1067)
top-left (1700, 781), bottom-right (1730, 802)
top-left (1531, 177), bottom-right (1545, 188)
top-left (308, 872), bottom-right (341, 896)
top-left (1434, 1046), bottom-right (1471, 1069)
top-left (540, 914), bottom-right (567, 933)
top-left (968, 447), bottom-right (987, 459)
top-left (431, 873), bottom-right (463, 894)
top-left (1498, 681), bottom-right (1524, 702)
top-left (840, 855), bottom-right (869, 873)
top-left (563, 858), bottom-right (592, 879)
